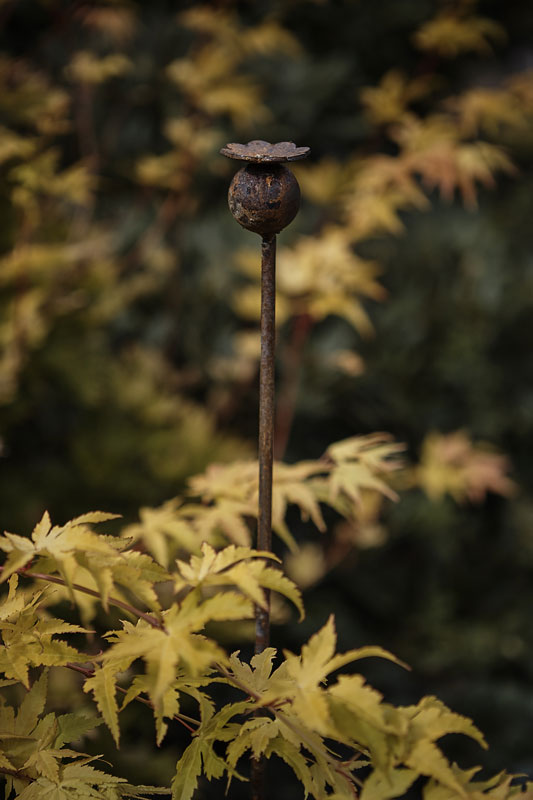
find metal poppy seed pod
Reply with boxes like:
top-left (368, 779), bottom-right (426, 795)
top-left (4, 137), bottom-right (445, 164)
top-left (221, 140), bottom-right (310, 236)
top-left (228, 163), bottom-right (299, 235)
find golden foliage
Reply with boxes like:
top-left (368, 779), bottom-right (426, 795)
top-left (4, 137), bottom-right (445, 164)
top-left (293, 158), bottom-right (350, 207)
top-left (167, 8), bottom-right (299, 128)
top-left (9, 150), bottom-right (94, 211)
top-left (177, 7), bottom-right (300, 59)
top-left (66, 52), bottom-right (132, 84)
top-left (446, 88), bottom-right (526, 137)
top-left (414, 431), bottom-right (516, 503)
top-left (0, 670), bottom-right (166, 798)
top-left (168, 55), bottom-right (265, 128)
top-left (391, 115), bottom-right (515, 208)
top-left (0, 57), bottom-right (70, 134)
top-left (125, 433), bottom-right (404, 564)
top-left (413, 7), bottom-right (505, 57)
top-left (234, 226), bottom-right (386, 334)
top-left (0, 577), bottom-right (88, 687)
top-left (361, 69), bottom-right (435, 126)
top-left (0, 494), bottom-right (527, 800)
top-left (344, 153), bottom-right (430, 238)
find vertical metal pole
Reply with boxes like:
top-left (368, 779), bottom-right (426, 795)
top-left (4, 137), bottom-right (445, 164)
top-left (256, 234), bottom-right (276, 654)
top-left (251, 234), bottom-right (276, 800)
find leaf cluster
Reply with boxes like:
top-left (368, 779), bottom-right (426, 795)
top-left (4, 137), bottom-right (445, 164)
top-left (0, 669), bottom-right (166, 800)
top-left (0, 474), bottom-right (529, 799)
top-left (123, 433), bottom-right (404, 562)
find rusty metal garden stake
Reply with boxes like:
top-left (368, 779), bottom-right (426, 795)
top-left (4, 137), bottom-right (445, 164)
top-left (221, 139), bottom-right (310, 800)
top-left (256, 232), bottom-right (276, 653)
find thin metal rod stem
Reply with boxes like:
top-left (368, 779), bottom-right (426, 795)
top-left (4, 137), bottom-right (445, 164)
top-left (256, 233), bottom-right (276, 655)
top-left (252, 234), bottom-right (276, 800)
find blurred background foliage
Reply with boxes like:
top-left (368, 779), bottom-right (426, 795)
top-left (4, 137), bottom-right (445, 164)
top-left (1, 0), bottom-right (533, 792)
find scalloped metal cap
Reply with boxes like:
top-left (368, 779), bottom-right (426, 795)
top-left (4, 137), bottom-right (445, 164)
top-left (220, 140), bottom-right (310, 163)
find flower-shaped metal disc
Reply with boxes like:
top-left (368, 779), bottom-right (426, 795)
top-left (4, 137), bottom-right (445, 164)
top-left (220, 140), bottom-right (310, 163)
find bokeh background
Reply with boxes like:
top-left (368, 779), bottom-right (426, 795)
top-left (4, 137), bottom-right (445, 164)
top-left (1, 0), bottom-right (533, 794)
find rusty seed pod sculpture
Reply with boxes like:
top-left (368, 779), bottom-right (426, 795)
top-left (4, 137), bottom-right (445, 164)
top-left (221, 139), bottom-right (310, 649)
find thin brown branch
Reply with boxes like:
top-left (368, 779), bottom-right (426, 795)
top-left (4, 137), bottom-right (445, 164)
top-left (0, 766), bottom-right (33, 783)
top-left (274, 312), bottom-right (314, 460)
top-left (4, 566), bottom-right (162, 629)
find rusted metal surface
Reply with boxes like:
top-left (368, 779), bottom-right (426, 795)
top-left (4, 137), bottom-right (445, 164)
top-left (228, 163), bottom-right (301, 235)
top-left (220, 139), bottom-right (310, 163)
top-left (223, 140), bottom-right (309, 236)
top-left (256, 234), bottom-right (276, 653)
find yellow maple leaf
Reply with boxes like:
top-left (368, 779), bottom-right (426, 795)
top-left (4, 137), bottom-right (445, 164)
top-left (234, 226), bottom-right (386, 335)
top-left (361, 69), bottom-right (435, 126)
top-left (393, 115), bottom-right (515, 207)
top-left (414, 431), bottom-right (516, 503)
top-left (344, 154), bottom-right (429, 239)
top-left (413, 10), bottom-right (505, 57)
top-left (292, 158), bottom-right (350, 206)
top-left (66, 51), bottom-right (132, 84)
top-left (446, 88), bottom-right (525, 136)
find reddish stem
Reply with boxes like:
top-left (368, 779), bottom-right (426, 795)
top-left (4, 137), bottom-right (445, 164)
top-left (3, 566), bottom-right (162, 629)
top-left (273, 312), bottom-right (314, 460)
top-left (65, 662), bottom-right (198, 734)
